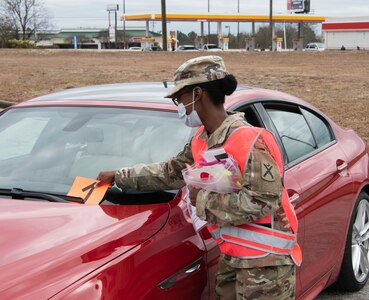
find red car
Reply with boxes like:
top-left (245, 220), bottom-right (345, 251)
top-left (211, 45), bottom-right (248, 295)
top-left (0, 83), bottom-right (368, 299)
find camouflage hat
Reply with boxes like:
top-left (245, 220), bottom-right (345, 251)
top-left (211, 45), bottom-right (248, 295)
top-left (164, 55), bottom-right (228, 98)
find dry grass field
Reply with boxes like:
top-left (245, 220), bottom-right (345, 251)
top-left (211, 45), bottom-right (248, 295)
top-left (0, 49), bottom-right (368, 144)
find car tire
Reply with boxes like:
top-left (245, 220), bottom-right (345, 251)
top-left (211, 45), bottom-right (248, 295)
top-left (336, 191), bottom-right (369, 291)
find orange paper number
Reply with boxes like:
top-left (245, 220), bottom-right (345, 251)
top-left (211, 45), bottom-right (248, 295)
top-left (68, 176), bottom-right (110, 205)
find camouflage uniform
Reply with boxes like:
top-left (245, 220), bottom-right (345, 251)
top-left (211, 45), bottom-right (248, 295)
top-left (115, 113), bottom-right (295, 299)
top-left (115, 56), bottom-right (296, 299)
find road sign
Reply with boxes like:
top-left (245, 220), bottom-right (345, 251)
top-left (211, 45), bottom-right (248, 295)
top-left (288, 0), bottom-right (304, 12)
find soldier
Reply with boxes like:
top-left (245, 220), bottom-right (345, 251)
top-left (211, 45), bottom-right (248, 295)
top-left (97, 55), bottom-right (301, 299)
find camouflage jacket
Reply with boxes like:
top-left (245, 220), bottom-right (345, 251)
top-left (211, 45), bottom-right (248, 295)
top-left (115, 112), bottom-right (294, 268)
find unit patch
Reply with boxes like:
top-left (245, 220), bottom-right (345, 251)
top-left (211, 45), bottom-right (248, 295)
top-left (261, 162), bottom-right (275, 182)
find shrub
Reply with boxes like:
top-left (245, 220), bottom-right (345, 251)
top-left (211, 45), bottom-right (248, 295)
top-left (8, 39), bottom-right (36, 48)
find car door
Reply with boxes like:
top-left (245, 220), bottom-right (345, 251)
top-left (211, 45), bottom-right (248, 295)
top-left (235, 103), bottom-right (304, 295)
top-left (259, 102), bottom-right (354, 295)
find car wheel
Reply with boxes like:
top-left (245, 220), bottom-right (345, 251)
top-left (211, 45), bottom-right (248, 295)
top-left (336, 191), bottom-right (369, 291)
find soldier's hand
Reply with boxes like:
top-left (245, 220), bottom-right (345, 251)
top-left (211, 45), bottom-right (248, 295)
top-left (96, 171), bottom-right (115, 187)
top-left (188, 186), bottom-right (201, 206)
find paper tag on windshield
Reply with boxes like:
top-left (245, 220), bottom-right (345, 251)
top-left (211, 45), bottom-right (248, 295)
top-left (68, 176), bottom-right (110, 205)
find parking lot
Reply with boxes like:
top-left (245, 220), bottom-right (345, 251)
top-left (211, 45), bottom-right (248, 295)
top-left (318, 285), bottom-right (369, 299)
top-left (0, 49), bottom-right (368, 144)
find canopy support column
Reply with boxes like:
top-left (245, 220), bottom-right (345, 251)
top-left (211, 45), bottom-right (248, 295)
top-left (217, 21), bottom-right (222, 48)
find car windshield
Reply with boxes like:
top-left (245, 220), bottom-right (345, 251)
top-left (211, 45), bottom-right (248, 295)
top-left (0, 106), bottom-right (192, 196)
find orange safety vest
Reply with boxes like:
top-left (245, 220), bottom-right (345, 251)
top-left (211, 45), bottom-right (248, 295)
top-left (191, 125), bottom-right (302, 266)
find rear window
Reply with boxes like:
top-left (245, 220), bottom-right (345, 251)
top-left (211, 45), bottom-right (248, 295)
top-left (264, 104), bottom-right (334, 164)
top-left (265, 106), bottom-right (316, 162)
top-left (301, 108), bottom-right (333, 148)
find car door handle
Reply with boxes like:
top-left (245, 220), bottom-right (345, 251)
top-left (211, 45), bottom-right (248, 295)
top-left (289, 193), bottom-right (300, 204)
top-left (157, 258), bottom-right (203, 290)
top-left (337, 162), bottom-right (348, 172)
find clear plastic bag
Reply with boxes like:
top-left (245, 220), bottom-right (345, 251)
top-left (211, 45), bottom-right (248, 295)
top-left (182, 147), bottom-right (242, 194)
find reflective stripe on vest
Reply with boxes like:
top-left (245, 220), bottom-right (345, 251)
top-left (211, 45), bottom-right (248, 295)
top-left (191, 125), bottom-right (302, 266)
top-left (220, 224), bottom-right (296, 254)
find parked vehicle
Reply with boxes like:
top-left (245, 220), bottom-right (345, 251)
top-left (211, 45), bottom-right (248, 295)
top-left (0, 82), bottom-right (368, 299)
top-left (176, 45), bottom-right (199, 51)
top-left (143, 45), bottom-right (162, 52)
top-left (304, 42), bottom-right (325, 51)
top-left (128, 46), bottom-right (142, 51)
top-left (202, 44), bottom-right (222, 51)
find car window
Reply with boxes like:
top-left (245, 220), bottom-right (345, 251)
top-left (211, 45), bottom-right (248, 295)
top-left (0, 116), bottom-right (49, 160)
top-left (265, 106), bottom-right (316, 162)
top-left (0, 107), bottom-right (192, 195)
top-left (237, 105), bottom-right (263, 127)
top-left (301, 108), bottom-right (333, 147)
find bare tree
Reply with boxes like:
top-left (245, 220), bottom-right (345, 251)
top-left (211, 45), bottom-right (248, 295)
top-left (0, 0), bottom-right (50, 40)
top-left (0, 14), bottom-right (16, 46)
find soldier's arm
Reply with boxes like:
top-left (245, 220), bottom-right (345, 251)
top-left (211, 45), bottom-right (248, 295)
top-left (114, 141), bottom-right (194, 191)
top-left (196, 139), bottom-right (282, 226)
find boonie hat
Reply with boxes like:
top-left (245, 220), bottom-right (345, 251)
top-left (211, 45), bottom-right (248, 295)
top-left (164, 55), bottom-right (228, 98)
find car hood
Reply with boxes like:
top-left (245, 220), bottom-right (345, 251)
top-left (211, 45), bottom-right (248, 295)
top-left (0, 198), bottom-right (169, 298)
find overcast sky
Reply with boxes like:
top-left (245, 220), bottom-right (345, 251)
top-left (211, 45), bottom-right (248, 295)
top-left (45, 0), bottom-right (369, 33)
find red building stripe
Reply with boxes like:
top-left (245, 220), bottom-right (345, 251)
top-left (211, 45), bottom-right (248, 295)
top-left (323, 22), bottom-right (369, 31)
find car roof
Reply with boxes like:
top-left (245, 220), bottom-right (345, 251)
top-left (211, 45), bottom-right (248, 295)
top-left (29, 82), bottom-right (175, 104)
top-left (307, 42), bottom-right (324, 46)
top-left (19, 82), bottom-right (314, 112)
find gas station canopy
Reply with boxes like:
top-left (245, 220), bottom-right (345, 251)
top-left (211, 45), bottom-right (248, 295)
top-left (122, 13), bottom-right (326, 23)
top-left (121, 13), bottom-right (326, 51)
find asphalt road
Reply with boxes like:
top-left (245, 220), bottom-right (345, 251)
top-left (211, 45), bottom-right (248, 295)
top-left (316, 282), bottom-right (369, 299)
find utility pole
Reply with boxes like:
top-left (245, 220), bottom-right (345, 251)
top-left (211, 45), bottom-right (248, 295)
top-left (237, 0), bottom-right (240, 48)
top-left (122, 0), bottom-right (126, 49)
top-left (269, 0), bottom-right (273, 50)
top-left (161, 0), bottom-right (167, 51)
top-left (108, 10), bottom-right (111, 48)
top-left (115, 7), bottom-right (118, 49)
top-left (107, 4), bottom-right (119, 49)
top-left (33, 0), bottom-right (37, 40)
top-left (207, 0), bottom-right (210, 44)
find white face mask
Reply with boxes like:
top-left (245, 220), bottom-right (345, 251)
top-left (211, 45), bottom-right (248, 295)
top-left (177, 89), bottom-right (203, 128)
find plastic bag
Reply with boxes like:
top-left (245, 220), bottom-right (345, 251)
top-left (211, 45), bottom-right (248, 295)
top-left (182, 147), bottom-right (242, 194)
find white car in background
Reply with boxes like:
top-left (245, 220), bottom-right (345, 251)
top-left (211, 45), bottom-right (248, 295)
top-left (128, 47), bottom-right (142, 51)
top-left (304, 42), bottom-right (325, 51)
top-left (202, 44), bottom-right (222, 51)
top-left (176, 45), bottom-right (199, 51)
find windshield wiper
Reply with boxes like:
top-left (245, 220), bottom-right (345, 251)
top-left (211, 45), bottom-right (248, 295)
top-left (0, 188), bottom-right (71, 203)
